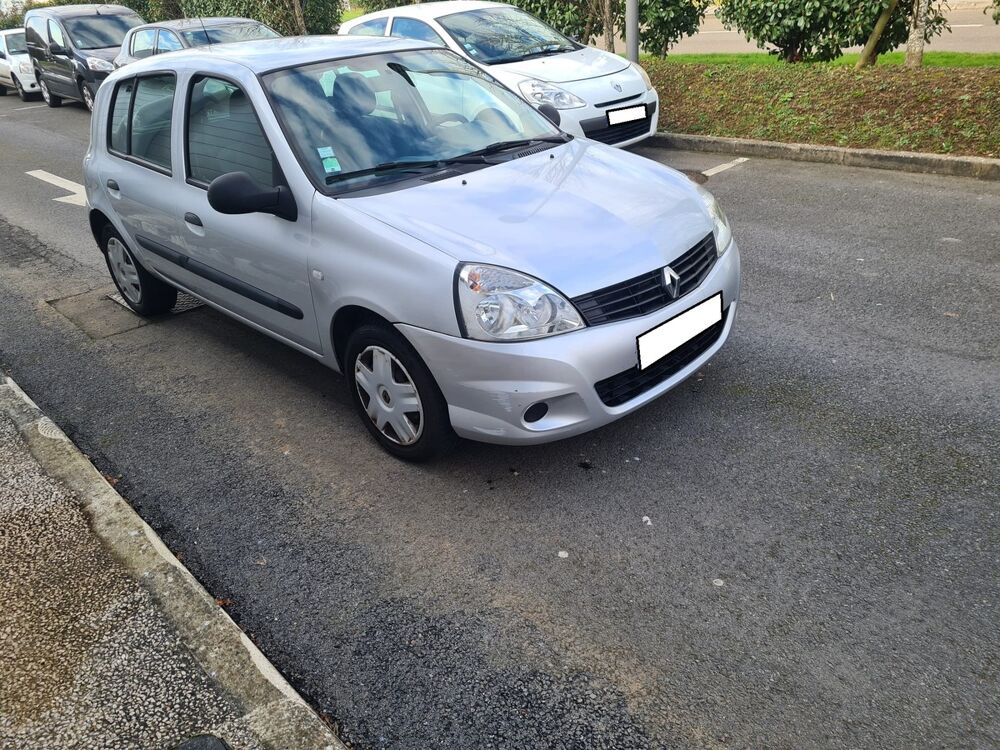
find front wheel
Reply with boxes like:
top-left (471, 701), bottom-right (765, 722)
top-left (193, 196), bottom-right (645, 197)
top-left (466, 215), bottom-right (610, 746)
top-left (345, 323), bottom-right (456, 461)
top-left (13, 76), bottom-right (34, 102)
top-left (0, 82), bottom-right (7, 96)
top-left (39, 76), bottom-right (61, 108)
top-left (101, 225), bottom-right (177, 316)
top-left (79, 80), bottom-right (94, 112)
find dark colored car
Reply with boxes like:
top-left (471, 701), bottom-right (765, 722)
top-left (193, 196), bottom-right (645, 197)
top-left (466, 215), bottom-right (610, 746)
top-left (24, 4), bottom-right (143, 111)
top-left (114, 17), bottom-right (280, 68)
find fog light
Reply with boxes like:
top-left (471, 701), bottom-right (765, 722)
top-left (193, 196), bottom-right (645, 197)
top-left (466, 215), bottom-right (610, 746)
top-left (524, 402), bottom-right (548, 423)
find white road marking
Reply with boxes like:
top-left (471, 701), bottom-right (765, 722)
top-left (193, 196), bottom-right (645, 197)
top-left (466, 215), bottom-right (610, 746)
top-left (703, 157), bottom-right (750, 176)
top-left (26, 169), bottom-right (87, 206)
top-left (13, 104), bottom-right (46, 111)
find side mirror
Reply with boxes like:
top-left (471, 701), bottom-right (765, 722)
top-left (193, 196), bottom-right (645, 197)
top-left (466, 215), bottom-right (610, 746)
top-left (207, 172), bottom-right (297, 222)
top-left (0, 51), bottom-right (6, 60)
top-left (48, 42), bottom-right (65, 55)
top-left (538, 103), bottom-right (561, 127)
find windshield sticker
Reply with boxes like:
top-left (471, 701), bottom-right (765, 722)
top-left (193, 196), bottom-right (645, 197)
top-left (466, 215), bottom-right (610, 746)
top-left (317, 146), bottom-right (341, 174)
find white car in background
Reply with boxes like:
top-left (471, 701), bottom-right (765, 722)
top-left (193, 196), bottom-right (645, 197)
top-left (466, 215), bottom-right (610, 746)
top-left (0, 28), bottom-right (40, 101)
top-left (339, 0), bottom-right (658, 148)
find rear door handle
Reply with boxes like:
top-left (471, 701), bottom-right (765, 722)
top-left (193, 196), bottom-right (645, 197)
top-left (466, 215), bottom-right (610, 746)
top-left (184, 212), bottom-right (202, 226)
top-left (106, 179), bottom-right (119, 191)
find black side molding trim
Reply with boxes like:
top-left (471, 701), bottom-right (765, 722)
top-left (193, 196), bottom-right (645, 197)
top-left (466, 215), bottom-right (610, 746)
top-left (135, 234), bottom-right (304, 320)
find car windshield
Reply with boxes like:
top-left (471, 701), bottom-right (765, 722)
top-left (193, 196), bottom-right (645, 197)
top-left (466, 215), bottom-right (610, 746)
top-left (63, 14), bottom-right (142, 50)
top-left (5, 32), bottom-right (27, 54)
top-left (263, 48), bottom-right (565, 194)
top-left (437, 7), bottom-right (577, 65)
top-left (181, 22), bottom-right (279, 47)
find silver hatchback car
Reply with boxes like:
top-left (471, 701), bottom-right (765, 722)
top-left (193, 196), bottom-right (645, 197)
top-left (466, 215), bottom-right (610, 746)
top-left (84, 36), bottom-right (741, 460)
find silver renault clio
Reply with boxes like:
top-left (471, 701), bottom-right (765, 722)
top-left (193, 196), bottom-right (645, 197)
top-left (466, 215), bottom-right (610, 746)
top-left (84, 36), bottom-right (740, 460)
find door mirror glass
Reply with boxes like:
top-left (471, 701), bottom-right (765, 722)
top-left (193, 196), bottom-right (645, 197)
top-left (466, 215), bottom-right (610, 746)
top-left (207, 172), bottom-right (297, 222)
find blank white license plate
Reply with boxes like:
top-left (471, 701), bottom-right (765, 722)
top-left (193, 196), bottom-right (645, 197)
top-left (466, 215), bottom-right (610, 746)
top-left (637, 293), bottom-right (722, 370)
top-left (607, 105), bottom-right (646, 126)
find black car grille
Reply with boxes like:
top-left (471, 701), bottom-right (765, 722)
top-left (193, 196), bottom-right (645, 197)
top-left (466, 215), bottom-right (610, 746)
top-left (571, 233), bottom-right (717, 326)
top-left (595, 307), bottom-right (729, 407)
top-left (582, 102), bottom-right (655, 145)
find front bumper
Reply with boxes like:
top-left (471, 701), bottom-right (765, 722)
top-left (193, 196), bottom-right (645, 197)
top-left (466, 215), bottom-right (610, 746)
top-left (399, 241), bottom-right (740, 445)
top-left (557, 87), bottom-right (659, 148)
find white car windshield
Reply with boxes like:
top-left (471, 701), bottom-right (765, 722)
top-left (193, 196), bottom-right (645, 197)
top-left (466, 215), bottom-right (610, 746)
top-left (263, 48), bottom-right (565, 194)
top-left (437, 7), bottom-right (577, 65)
top-left (5, 32), bottom-right (27, 54)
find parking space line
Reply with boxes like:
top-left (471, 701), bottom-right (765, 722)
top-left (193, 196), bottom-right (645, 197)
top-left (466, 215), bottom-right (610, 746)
top-left (703, 157), bottom-right (750, 177)
top-left (26, 169), bottom-right (87, 206)
top-left (13, 104), bottom-right (46, 111)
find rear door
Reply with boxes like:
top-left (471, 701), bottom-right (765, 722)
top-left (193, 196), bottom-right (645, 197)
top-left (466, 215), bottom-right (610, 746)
top-left (0, 35), bottom-right (12, 87)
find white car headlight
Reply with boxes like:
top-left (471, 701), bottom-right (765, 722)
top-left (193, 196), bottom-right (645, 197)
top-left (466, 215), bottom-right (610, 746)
top-left (517, 78), bottom-right (585, 110)
top-left (632, 62), bottom-right (652, 91)
top-left (86, 57), bottom-right (113, 72)
top-left (18, 61), bottom-right (33, 76)
top-left (456, 263), bottom-right (584, 341)
top-left (695, 184), bottom-right (733, 257)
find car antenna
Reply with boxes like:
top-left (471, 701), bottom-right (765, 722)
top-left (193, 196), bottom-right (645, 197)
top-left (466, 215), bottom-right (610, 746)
top-left (198, 16), bottom-right (212, 46)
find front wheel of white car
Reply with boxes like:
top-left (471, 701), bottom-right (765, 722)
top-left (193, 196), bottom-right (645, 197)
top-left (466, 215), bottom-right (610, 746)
top-left (345, 323), bottom-right (455, 461)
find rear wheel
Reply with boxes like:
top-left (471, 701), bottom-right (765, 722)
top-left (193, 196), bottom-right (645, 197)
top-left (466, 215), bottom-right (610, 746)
top-left (39, 76), bottom-right (61, 108)
top-left (345, 323), bottom-right (456, 461)
top-left (100, 225), bottom-right (176, 316)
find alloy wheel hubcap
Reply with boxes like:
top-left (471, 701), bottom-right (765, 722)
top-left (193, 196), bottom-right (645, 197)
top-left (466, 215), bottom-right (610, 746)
top-left (40, 80), bottom-right (48, 101)
top-left (354, 345), bottom-right (423, 446)
top-left (107, 237), bottom-right (142, 304)
top-left (82, 86), bottom-right (93, 110)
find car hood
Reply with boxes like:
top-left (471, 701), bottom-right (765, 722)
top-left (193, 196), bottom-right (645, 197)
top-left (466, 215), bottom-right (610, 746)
top-left (84, 46), bottom-right (120, 61)
top-left (491, 45), bottom-right (630, 84)
top-left (344, 140), bottom-right (713, 299)
top-left (8, 52), bottom-right (31, 67)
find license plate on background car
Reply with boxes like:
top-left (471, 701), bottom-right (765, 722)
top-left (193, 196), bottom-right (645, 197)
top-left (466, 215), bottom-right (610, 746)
top-left (637, 293), bottom-right (722, 370)
top-left (606, 105), bottom-right (646, 126)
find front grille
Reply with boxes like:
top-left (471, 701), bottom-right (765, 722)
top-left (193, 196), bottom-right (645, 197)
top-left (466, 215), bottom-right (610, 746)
top-left (595, 307), bottom-right (729, 407)
top-left (582, 102), bottom-right (655, 145)
top-left (571, 233), bottom-right (717, 326)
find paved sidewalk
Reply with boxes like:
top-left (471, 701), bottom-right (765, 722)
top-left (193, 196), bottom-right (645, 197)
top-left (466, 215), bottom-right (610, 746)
top-left (0, 377), bottom-right (343, 750)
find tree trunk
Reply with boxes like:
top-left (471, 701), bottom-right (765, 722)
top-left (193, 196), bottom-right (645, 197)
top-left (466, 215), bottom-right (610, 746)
top-left (856, 0), bottom-right (900, 68)
top-left (905, 0), bottom-right (931, 67)
top-left (289, 0), bottom-right (307, 35)
top-left (602, 0), bottom-right (615, 52)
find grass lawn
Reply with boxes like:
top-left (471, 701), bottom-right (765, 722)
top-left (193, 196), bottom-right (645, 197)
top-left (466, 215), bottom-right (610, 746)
top-left (643, 58), bottom-right (1000, 158)
top-left (658, 51), bottom-right (1000, 68)
top-left (341, 8), bottom-right (366, 23)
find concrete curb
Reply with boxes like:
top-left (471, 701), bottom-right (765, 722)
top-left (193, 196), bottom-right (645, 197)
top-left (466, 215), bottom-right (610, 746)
top-left (649, 132), bottom-right (1000, 181)
top-left (0, 374), bottom-right (347, 750)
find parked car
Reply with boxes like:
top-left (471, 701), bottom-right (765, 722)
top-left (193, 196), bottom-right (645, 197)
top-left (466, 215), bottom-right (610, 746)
top-left (114, 17), bottom-right (280, 68)
top-left (339, 0), bottom-right (658, 148)
top-left (84, 36), bottom-right (739, 460)
top-left (0, 28), bottom-right (40, 101)
top-left (24, 3), bottom-right (142, 111)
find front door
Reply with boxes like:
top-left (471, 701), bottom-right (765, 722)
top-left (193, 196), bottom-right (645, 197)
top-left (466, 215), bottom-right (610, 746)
top-left (45, 20), bottom-right (74, 96)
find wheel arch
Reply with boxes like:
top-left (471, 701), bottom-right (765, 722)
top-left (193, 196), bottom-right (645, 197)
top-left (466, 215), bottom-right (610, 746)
top-left (88, 208), bottom-right (113, 249)
top-left (330, 305), bottom-right (394, 371)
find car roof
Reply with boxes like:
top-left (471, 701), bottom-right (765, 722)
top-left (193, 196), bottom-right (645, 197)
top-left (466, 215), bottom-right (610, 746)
top-left (25, 4), bottom-right (138, 18)
top-left (346, 1), bottom-right (506, 23)
top-left (132, 17), bottom-right (264, 32)
top-left (118, 34), bottom-right (433, 74)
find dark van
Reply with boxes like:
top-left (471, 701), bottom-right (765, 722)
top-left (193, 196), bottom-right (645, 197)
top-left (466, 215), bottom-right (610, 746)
top-left (24, 4), bottom-right (142, 111)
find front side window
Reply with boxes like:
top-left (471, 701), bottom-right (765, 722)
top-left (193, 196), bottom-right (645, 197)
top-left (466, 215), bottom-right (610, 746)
top-left (390, 17), bottom-right (445, 45)
top-left (130, 28), bottom-right (156, 59)
top-left (187, 76), bottom-right (277, 188)
top-left (107, 74), bottom-right (175, 171)
top-left (437, 7), bottom-right (577, 64)
top-left (63, 13), bottom-right (142, 50)
top-left (47, 20), bottom-right (66, 49)
top-left (5, 32), bottom-right (27, 54)
top-left (348, 18), bottom-right (387, 37)
top-left (156, 29), bottom-right (182, 53)
top-left (180, 22), bottom-right (279, 47)
top-left (263, 48), bottom-right (562, 194)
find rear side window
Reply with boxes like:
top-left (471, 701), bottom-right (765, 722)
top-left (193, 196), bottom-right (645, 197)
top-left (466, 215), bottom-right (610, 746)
top-left (186, 76), bottom-right (276, 187)
top-left (348, 18), bottom-right (387, 36)
top-left (390, 18), bottom-right (444, 45)
top-left (156, 30), bottom-right (182, 53)
top-left (130, 28), bottom-right (156, 59)
top-left (107, 74), bottom-right (176, 172)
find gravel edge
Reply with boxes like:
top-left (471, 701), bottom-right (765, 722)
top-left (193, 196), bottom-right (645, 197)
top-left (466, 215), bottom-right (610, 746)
top-left (0, 374), bottom-right (347, 750)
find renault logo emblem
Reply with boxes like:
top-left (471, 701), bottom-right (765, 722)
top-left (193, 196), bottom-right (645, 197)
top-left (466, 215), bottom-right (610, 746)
top-left (612, 80), bottom-right (623, 93)
top-left (662, 266), bottom-right (681, 298)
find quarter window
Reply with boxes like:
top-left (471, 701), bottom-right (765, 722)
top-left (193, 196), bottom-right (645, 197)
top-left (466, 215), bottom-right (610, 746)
top-left (107, 74), bottom-right (176, 172)
top-left (390, 18), bottom-right (444, 45)
top-left (348, 18), bottom-right (387, 36)
top-left (108, 79), bottom-right (133, 155)
top-left (186, 76), bottom-right (276, 188)
top-left (130, 28), bottom-right (156, 59)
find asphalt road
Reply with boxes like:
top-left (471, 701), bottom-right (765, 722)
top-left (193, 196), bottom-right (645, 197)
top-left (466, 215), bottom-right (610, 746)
top-left (1, 93), bottom-right (999, 750)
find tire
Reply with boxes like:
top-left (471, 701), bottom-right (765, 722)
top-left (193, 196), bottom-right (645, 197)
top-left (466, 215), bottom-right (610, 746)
top-left (345, 322), bottom-right (456, 461)
top-left (13, 75), bottom-right (34, 102)
top-left (79, 80), bottom-right (94, 112)
top-left (0, 83), bottom-right (7, 96)
top-left (100, 224), bottom-right (177, 316)
top-left (38, 75), bottom-right (61, 108)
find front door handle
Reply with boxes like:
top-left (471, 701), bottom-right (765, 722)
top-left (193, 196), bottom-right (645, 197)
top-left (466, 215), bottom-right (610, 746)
top-left (106, 179), bottom-right (119, 191)
top-left (184, 212), bottom-right (202, 227)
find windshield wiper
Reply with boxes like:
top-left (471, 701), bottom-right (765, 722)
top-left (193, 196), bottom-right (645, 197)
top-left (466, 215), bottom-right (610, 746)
top-left (325, 160), bottom-right (443, 184)
top-left (494, 46), bottom-right (574, 64)
top-left (447, 136), bottom-right (568, 163)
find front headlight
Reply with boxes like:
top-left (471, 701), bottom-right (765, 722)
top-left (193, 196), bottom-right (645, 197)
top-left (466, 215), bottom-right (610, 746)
top-left (632, 62), bottom-right (652, 91)
top-left (695, 184), bottom-right (733, 257)
top-left (86, 57), bottom-right (113, 72)
top-left (456, 264), bottom-right (584, 341)
top-left (517, 78), bottom-right (586, 110)
top-left (18, 61), bottom-right (33, 76)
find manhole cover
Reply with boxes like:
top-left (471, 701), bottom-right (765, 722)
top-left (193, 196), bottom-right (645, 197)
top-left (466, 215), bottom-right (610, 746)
top-left (108, 291), bottom-right (204, 315)
top-left (173, 735), bottom-right (231, 750)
